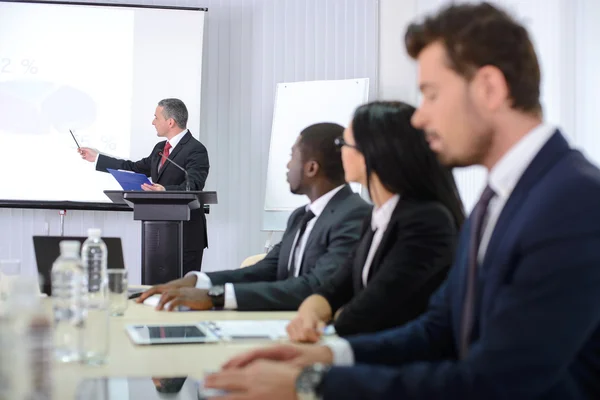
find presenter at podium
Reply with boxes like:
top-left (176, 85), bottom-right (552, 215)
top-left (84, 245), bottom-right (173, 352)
top-left (78, 98), bottom-right (210, 273)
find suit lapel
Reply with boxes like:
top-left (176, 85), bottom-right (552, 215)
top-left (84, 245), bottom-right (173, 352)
top-left (363, 200), bottom-right (403, 283)
top-left (151, 147), bottom-right (161, 182)
top-left (156, 132), bottom-right (191, 181)
top-left (352, 227), bottom-right (375, 291)
top-left (298, 186), bottom-right (354, 273)
top-left (452, 226), bottom-right (472, 339)
top-left (475, 131), bottom-right (571, 329)
top-left (481, 131), bottom-right (570, 270)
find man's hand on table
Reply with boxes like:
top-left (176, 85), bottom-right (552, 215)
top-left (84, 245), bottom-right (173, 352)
top-left (136, 274), bottom-right (198, 304)
top-left (155, 287), bottom-right (213, 311)
top-left (204, 345), bottom-right (335, 399)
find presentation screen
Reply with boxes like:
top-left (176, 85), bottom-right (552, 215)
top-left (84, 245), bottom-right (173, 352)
top-left (0, 1), bottom-right (206, 204)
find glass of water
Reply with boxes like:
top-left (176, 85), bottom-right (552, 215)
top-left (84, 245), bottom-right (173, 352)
top-left (108, 269), bottom-right (128, 316)
top-left (0, 259), bottom-right (21, 301)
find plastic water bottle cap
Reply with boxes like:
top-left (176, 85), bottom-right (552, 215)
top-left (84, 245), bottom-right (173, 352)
top-left (59, 240), bottom-right (81, 255)
top-left (87, 228), bottom-right (102, 237)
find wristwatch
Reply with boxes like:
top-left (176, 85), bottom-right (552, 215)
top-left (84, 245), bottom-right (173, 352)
top-left (207, 285), bottom-right (225, 308)
top-left (295, 363), bottom-right (330, 400)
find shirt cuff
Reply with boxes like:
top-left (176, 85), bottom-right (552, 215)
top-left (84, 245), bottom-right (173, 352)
top-left (224, 283), bottom-right (238, 310)
top-left (186, 271), bottom-right (212, 289)
top-left (185, 273), bottom-right (236, 309)
top-left (322, 337), bottom-right (355, 366)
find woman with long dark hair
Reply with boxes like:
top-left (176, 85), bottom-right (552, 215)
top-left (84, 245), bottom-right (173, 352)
top-left (287, 101), bottom-right (465, 341)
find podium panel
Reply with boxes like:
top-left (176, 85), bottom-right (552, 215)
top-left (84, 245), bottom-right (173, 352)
top-left (104, 190), bottom-right (218, 285)
top-left (141, 221), bottom-right (183, 285)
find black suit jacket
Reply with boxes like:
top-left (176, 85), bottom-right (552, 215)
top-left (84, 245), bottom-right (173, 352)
top-left (96, 131), bottom-right (210, 267)
top-left (316, 198), bottom-right (457, 336)
top-left (206, 185), bottom-right (371, 311)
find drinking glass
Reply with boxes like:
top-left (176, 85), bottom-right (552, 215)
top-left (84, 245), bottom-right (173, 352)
top-left (108, 269), bottom-right (128, 316)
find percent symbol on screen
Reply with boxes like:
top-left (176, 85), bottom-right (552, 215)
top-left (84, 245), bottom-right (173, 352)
top-left (102, 136), bottom-right (117, 151)
top-left (21, 59), bottom-right (38, 74)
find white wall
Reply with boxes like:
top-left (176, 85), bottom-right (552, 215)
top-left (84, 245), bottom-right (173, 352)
top-left (573, 0), bottom-right (600, 165)
top-left (0, 0), bottom-right (379, 281)
top-left (378, 0), bottom-right (451, 102)
top-left (379, 0), bottom-right (600, 213)
top-left (378, 0), bottom-right (416, 102)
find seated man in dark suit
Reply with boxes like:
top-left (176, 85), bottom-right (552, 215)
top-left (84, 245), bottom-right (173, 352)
top-left (137, 122), bottom-right (371, 311)
top-left (78, 98), bottom-right (210, 277)
top-left (204, 4), bottom-right (600, 400)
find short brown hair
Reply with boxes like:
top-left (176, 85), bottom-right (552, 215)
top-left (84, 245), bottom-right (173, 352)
top-left (405, 2), bottom-right (541, 114)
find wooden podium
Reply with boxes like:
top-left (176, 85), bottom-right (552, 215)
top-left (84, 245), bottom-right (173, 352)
top-left (104, 190), bottom-right (218, 284)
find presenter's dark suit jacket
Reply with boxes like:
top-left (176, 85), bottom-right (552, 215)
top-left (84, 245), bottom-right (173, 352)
top-left (321, 131), bottom-right (600, 400)
top-left (206, 185), bottom-right (371, 311)
top-left (96, 131), bottom-right (210, 273)
top-left (316, 199), bottom-right (458, 337)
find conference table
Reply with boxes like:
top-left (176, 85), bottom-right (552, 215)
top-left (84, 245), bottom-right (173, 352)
top-left (49, 297), bottom-right (297, 399)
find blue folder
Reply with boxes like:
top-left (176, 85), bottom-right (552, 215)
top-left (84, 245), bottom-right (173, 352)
top-left (107, 168), bottom-right (152, 191)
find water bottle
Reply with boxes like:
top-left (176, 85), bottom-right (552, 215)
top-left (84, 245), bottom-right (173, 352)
top-left (81, 228), bottom-right (109, 364)
top-left (51, 240), bottom-right (85, 363)
top-left (82, 228), bottom-right (107, 296)
top-left (4, 277), bottom-right (53, 400)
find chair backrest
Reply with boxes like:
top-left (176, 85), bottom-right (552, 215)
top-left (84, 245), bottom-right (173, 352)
top-left (239, 253), bottom-right (267, 269)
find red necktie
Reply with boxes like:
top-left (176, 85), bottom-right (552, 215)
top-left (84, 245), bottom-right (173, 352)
top-left (160, 141), bottom-right (172, 169)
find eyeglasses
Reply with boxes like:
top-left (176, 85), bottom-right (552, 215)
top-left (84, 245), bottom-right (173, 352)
top-left (334, 136), bottom-right (358, 150)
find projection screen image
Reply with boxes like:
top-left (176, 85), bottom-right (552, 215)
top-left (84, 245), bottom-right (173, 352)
top-left (0, 1), bottom-right (205, 203)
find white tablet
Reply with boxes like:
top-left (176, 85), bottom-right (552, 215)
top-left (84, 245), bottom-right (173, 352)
top-left (125, 323), bottom-right (219, 345)
top-left (76, 376), bottom-right (228, 399)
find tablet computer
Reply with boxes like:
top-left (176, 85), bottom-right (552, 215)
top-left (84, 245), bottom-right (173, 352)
top-left (125, 323), bottom-right (219, 345)
top-left (76, 376), bottom-right (228, 399)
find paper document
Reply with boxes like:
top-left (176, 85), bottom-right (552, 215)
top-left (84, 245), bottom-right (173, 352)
top-left (107, 168), bottom-right (152, 191)
top-left (202, 320), bottom-right (290, 341)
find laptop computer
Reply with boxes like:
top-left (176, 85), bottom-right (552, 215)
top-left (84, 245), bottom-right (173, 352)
top-left (33, 236), bottom-right (126, 296)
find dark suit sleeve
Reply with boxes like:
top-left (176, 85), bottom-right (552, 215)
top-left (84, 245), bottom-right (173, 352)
top-left (163, 145), bottom-right (209, 191)
top-left (314, 222), bottom-right (369, 315)
top-left (206, 242), bottom-right (282, 285)
top-left (231, 205), bottom-right (370, 311)
top-left (332, 204), bottom-right (455, 336)
top-left (95, 151), bottom-right (155, 176)
top-left (321, 234), bottom-right (600, 399)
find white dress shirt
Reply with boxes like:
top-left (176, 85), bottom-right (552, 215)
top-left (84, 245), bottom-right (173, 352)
top-left (325, 123), bottom-right (557, 366)
top-left (361, 194), bottom-right (400, 286)
top-left (189, 185), bottom-right (346, 309)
